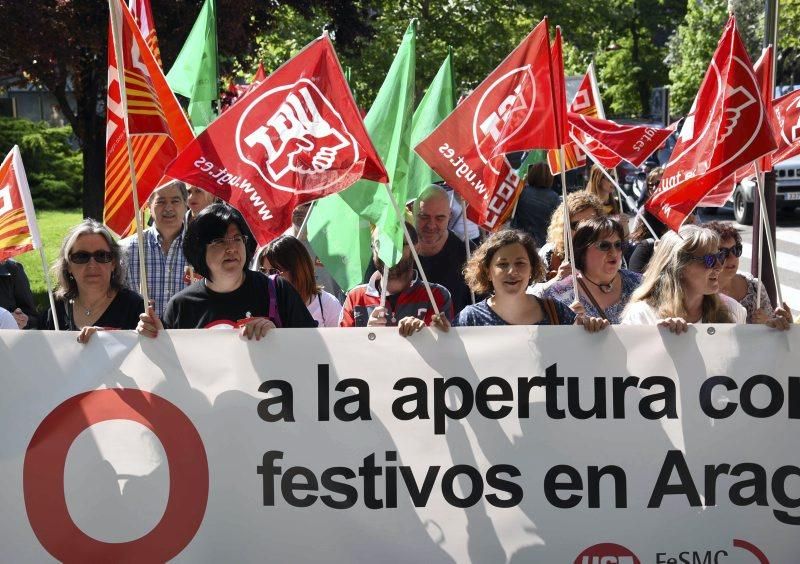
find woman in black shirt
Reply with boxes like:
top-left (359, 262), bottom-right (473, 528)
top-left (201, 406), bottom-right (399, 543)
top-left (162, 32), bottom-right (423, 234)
top-left (138, 203), bottom-right (315, 339)
top-left (44, 219), bottom-right (144, 342)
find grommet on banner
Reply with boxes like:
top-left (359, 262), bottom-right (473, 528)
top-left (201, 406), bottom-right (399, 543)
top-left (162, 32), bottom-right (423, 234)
top-left (368, 332), bottom-right (376, 341)
top-left (707, 327), bottom-right (716, 335)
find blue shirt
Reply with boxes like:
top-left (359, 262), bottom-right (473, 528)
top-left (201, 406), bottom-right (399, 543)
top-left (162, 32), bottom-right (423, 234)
top-left (455, 296), bottom-right (576, 326)
top-left (542, 269), bottom-right (642, 324)
top-left (122, 225), bottom-right (190, 318)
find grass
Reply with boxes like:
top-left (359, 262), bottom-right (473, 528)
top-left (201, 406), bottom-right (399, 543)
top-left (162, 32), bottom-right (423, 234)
top-left (15, 209), bottom-right (82, 309)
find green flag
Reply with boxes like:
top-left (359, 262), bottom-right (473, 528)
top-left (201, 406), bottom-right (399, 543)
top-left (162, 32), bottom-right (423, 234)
top-left (516, 150), bottom-right (547, 174)
top-left (307, 22), bottom-right (416, 292)
top-left (166, 0), bottom-right (218, 132)
top-left (407, 50), bottom-right (455, 200)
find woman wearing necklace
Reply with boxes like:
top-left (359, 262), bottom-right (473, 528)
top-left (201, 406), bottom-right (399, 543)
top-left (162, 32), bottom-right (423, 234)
top-left (455, 229), bottom-right (608, 332)
top-left (137, 203), bottom-right (315, 339)
top-left (44, 220), bottom-right (144, 342)
top-left (537, 217), bottom-right (640, 324)
top-left (621, 225), bottom-right (751, 332)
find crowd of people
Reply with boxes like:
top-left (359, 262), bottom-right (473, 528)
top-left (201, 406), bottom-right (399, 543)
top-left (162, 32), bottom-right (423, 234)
top-left (0, 162), bottom-right (793, 342)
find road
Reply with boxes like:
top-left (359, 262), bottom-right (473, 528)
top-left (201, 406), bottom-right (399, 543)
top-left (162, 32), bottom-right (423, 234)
top-left (697, 205), bottom-right (800, 315)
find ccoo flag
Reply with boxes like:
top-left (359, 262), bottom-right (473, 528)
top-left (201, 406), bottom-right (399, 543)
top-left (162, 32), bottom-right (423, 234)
top-left (415, 18), bottom-right (559, 230)
top-left (164, 34), bottom-right (388, 247)
top-left (105, 0), bottom-right (194, 238)
top-left (0, 146), bottom-right (41, 261)
top-left (646, 16), bottom-right (776, 231)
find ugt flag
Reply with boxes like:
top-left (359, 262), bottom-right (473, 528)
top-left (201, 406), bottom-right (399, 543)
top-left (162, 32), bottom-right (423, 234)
top-left (415, 18), bottom-right (559, 230)
top-left (646, 16), bottom-right (776, 231)
top-left (0, 146), bottom-right (41, 261)
top-left (771, 87), bottom-right (800, 165)
top-left (165, 34), bottom-right (388, 247)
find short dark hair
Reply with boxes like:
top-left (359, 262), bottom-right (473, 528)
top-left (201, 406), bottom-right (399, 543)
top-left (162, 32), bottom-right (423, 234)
top-left (183, 203), bottom-right (257, 281)
top-left (464, 229), bottom-right (543, 294)
top-left (703, 220), bottom-right (742, 246)
top-left (573, 216), bottom-right (626, 271)
top-left (526, 161), bottom-right (554, 189)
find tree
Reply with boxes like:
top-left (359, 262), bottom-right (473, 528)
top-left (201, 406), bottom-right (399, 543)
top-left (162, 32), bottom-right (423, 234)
top-left (0, 0), bottom-right (372, 219)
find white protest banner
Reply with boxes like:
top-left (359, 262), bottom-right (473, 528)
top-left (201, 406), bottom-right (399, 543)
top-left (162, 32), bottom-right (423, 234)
top-left (1, 326), bottom-right (798, 563)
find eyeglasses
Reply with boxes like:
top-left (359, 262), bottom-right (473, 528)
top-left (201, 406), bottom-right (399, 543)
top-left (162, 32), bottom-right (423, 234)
top-left (592, 240), bottom-right (624, 252)
top-left (69, 250), bottom-right (114, 264)
top-left (719, 243), bottom-right (743, 261)
top-left (689, 252), bottom-right (726, 269)
top-left (208, 234), bottom-right (248, 248)
top-left (259, 267), bottom-right (282, 276)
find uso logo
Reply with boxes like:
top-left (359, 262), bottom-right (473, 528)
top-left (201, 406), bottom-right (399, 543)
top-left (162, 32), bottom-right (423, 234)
top-left (236, 78), bottom-right (359, 195)
top-left (575, 542), bottom-right (641, 564)
top-left (23, 389), bottom-right (208, 562)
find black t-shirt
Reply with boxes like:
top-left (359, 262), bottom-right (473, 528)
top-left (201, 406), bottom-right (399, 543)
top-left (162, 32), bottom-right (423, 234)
top-left (417, 231), bottom-right (474, 316)
top-left (43, 287), bottom-right (145, 330)
top-left (162, 270), bottom-right (316, 329)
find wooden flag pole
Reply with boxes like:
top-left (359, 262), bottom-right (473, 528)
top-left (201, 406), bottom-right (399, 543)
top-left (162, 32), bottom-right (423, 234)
top-left (459, 194), bottom-right (476, 305)
top-left (108, 0), bottom-right (150, 310)
top-left (296, 200), bottom-right (316, 240)
top-left (382, 184), bottom-right (441, 317)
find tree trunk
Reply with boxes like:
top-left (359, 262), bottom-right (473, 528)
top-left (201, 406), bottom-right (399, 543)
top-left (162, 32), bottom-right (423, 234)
top-left (82, 123), bottom-right (105, 220)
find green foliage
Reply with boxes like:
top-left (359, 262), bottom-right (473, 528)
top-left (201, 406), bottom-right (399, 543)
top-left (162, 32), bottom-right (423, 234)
top-left (0, 117), bottom-right (82, 209)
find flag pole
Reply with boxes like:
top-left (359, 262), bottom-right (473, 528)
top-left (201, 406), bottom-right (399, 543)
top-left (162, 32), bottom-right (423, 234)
top-left (569, 131), bottom-right (660, 240)
top-left (108, 0), bottom-right (150, 310)
top-left (754, 163), bottom-right (783, 306)
top-left (379, 264), bottom-right (390, 308)
top-left (558, 146), bottom-right (580, 301)
top-left (296, 200), bottom-right (316, 239)
top-left (382, 183), bottom-right (441, 317)
top-left (38, 248), bottom-right (60, 331)
top-left (459, 194), bottom-right (476, 304)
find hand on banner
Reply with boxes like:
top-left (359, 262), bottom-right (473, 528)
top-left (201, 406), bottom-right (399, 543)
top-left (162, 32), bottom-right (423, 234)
top-left (398, 316), bottom-right (426, 337)
top-left (12, 308), bottom-right (27, 330)
top-left (367, 306), bottom-right (389, 327)
top-left (431, 312), bottom-right (451, 333)
top-left (240, 317), bottom-right (276, 340)
top-left (76, 326), bottom-right (102, 344)
top-left (137, 301), bottom-right (164, 338)
top-left (658, 317), bottom-right (689, 334)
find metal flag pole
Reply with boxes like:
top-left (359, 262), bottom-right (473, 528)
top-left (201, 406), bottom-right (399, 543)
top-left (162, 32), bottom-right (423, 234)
top-left (558, 146), bottom-right (580, 301)
top-left (754, 163), bottom-right (783, 306)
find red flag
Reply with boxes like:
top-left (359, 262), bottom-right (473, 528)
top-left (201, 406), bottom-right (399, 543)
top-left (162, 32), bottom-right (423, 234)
top-left (551, 27), bottom-right (569, 146)
top-left (771, 87), bottom-right (800, 165)
top-left (0, 146), bottom-right (40, 261)
top-left (646, 16), bottom-right (776, 230)
top-left (221, 63), bottom-right (269, 113)
top-left (568, 113), bottom-right (672, 168)
top-left (128, 0), bottom-right (162, 67)
top-left (700, 46), bottom-right (775, 206)
top-left (164, 35), bottom-right (388, 246)
top-left (105, 0), bottom-right (194, 237)
top-left (415, 18), bottom-right (559, 229)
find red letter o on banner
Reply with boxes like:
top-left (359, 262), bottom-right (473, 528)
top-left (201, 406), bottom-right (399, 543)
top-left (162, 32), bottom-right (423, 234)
top-left (23, 389), bottom-right (209, 563)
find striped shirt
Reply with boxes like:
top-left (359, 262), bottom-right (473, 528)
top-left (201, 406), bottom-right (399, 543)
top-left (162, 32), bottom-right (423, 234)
top-left (122, 226), bottom-right (190, 318)
top-left (340, 271), bottom-right (453, 327)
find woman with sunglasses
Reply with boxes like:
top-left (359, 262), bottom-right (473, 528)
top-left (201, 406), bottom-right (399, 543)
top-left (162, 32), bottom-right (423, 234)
top-left (137, 203), bottom-right (315, 340)
top-left (256, 235), bottom-right (342, 328)
top-left (44, 220), bottom-right (144, 342)
top-left (537, 217), bottom-right (641, 324)
top-left (621, 225), bottom-right (748, 332)
top-left (704, 221), bottom-right (792, 325)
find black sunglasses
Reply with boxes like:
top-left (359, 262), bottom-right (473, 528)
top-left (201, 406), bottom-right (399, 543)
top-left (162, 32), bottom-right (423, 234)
top-left (689, 252), bottom-right (726, 269)
top-left (69, 250), bottom-right (114, 264)
top-left (719, 243), bottom-right (743, 261)
top-left (592, 240), bottom-right (624, 252)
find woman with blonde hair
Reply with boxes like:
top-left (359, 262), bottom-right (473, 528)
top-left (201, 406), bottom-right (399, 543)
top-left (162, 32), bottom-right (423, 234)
top-left (44, 219), bottom-right (144, 342)
top-left (621, 224), bottom-right (748, 332)
top-left (539, 191), bottom-right (605, 281)
top-left (585, 165), bottom-right (621, 215)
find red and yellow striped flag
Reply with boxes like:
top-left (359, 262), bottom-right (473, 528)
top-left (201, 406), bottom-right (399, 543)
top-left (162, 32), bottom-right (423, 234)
top-left (0, 146), bottom-right (40, 262)
top-left (104, 0), bottom-right (193, 237)
top-left (129, 0), bottom-right (162, 67)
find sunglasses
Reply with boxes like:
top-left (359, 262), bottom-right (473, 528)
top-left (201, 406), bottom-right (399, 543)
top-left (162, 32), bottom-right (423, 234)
top-left (69, 250), bottom-right (114, 264)
top-left (719, 243), bottom-right (743, 261)
top-left (592, 240), bottom-right (624, 252)
top-left (259, 267), bottom-right (282, 276)
top-left (689, 252), bottom-right (726, 269)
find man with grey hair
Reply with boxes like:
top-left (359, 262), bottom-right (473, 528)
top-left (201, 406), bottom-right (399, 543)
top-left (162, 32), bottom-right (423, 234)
top-left (121, 181), bottom-right (191, 318)
top-left (413, 184), bottom-right (474, 315)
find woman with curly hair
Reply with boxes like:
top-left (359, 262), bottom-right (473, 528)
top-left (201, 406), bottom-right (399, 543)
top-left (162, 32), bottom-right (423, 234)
top-left (621, 225), bottom-right (758, 332)
top-left (456, 229), bottom-right (607, 331)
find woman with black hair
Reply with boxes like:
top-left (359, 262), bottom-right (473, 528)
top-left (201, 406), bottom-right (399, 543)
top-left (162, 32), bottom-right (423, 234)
top-left (137, 203), bottom-right (316, 339)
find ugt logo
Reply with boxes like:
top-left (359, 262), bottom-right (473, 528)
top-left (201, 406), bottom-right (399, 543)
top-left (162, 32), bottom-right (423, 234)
top-left (472, 66), bottom-right (536, 174)
top-left (236, 78), bottom-right (359, 194)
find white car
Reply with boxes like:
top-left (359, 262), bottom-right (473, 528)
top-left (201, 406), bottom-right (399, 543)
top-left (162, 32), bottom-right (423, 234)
top-left (731, 155), bottom-right (800, 224)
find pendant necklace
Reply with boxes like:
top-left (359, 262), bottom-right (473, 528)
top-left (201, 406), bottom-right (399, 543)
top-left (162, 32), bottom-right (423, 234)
top-left (583, 273), bottom-right (617, 294)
